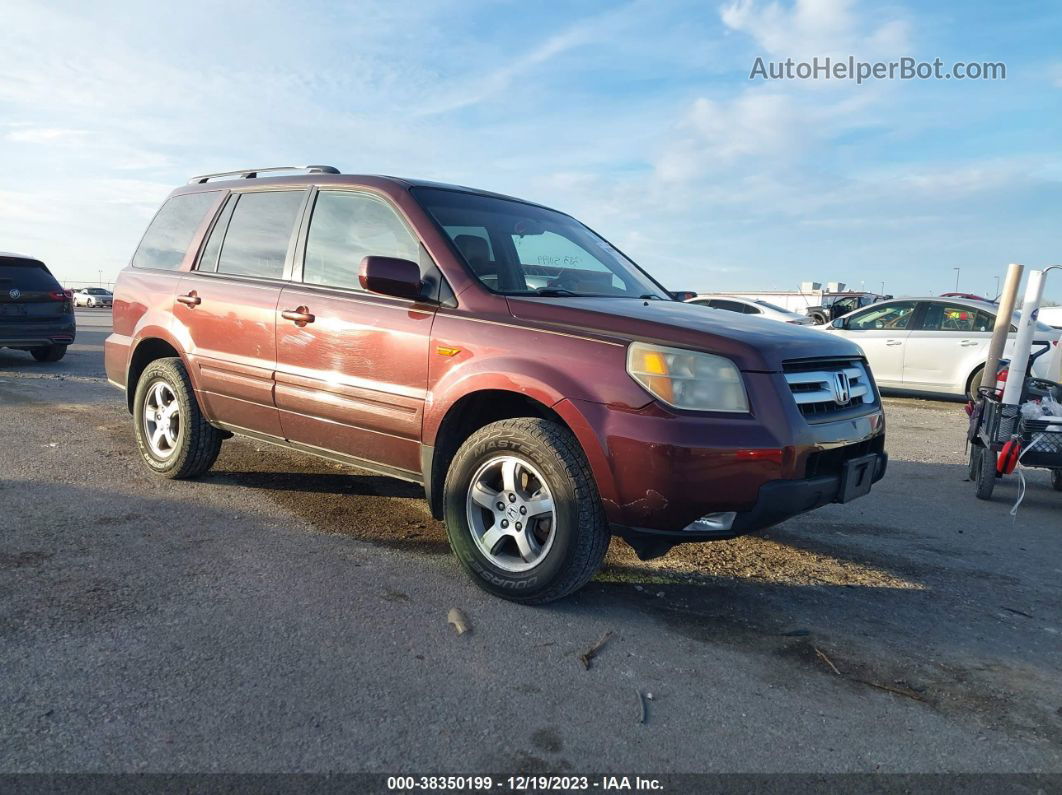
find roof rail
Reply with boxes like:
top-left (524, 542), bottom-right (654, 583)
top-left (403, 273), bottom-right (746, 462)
top-left (187, 165), bottom-right (341, 184)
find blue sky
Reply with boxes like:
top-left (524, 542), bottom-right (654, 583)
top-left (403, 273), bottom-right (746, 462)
top-left (1, 0), bottom-right (1059, 300)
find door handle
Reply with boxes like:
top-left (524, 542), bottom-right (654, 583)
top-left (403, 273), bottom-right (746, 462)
top-left (281, 306), bottom-right (315, 326)
top-left (176, 292), bottom-right (201, 307)
top-left (960, 340), bottom-right (980, 347)
top-left (885, 339), bottom-right (902, 346)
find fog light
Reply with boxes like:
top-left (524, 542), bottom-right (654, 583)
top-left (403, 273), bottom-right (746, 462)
top-left (683, 512), bottom-right (737, 532)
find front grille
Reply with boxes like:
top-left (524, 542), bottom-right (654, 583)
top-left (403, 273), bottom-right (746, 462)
top-left (783, 358), bottom-right (876, 420)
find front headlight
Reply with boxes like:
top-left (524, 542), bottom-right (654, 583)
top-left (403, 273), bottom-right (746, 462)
top-left (627, 342), bottom-right (749, 412)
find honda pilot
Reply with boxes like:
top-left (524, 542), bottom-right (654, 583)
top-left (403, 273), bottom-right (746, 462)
top-left (105, 166), bottom-right (887, 603)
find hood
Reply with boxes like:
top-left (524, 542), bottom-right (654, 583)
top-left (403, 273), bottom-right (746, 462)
top-left (506, 297), bottom-right (863, 372)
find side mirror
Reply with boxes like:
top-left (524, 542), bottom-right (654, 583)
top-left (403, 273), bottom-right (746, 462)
top-left (359, 256), bottom-right (423, 301)
top-left (831, 318), bottom-right (847, 329)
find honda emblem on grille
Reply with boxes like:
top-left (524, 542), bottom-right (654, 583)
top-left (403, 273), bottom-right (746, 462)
top-left (832, 372), bottom-right (851, 405)
top-left (8, 288), bottom-right (20, 300)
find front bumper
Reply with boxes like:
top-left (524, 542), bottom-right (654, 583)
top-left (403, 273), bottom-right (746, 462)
top-left (557, 369), bottom-right (886, 552)
top-left (615, 452), bottom-right (887, 558)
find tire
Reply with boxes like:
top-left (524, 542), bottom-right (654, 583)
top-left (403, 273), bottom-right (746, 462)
top-left (442, 417), bottom-right (610, 604)
top-left (1052, 470), bottom-right (1062, 492)
top-left (30, 344), bottom-right (67, 362)
top-left (132, 357), bottom-right (222, 479)
top-left (967, 366), bottom-right (985, 402)
top-left (967, 446), bottom-right (979, 481)
top-left (975, 446), bottom-right (997, 500)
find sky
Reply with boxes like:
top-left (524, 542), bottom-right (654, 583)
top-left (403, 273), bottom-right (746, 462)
top-left (1, 0), bottom-right (1060, 301)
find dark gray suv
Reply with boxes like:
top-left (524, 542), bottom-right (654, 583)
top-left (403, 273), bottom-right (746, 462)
top-left (0, 252), bottom-right (76, 362)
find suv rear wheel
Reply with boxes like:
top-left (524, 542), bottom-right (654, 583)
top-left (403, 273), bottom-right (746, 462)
top-left (442, 418), bottom-right (610, 604)
top-left (30, 344), bottom-right (67, 362)
top-left (133, 357), bottom-right (222, 479)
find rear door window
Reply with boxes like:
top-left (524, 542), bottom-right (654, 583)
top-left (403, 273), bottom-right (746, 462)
top-left (919, 303), bottom-right (994, 332)
top-left (132, 191), bottom-right (220, 271)
top-left (216, 191), bottom-right (306, 279)
top-left (195, 195), bottom-right (237, 273)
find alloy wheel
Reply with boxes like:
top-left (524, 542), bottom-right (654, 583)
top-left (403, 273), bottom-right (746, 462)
top-left (465, 455), bottom-right (557, 572)
top-left (143, 380), bottom-right (180, 459)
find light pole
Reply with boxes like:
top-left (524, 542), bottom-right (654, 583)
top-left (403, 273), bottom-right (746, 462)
top-left (880, 281), bottom-right (885, 296)
top-left (994, 275), bottom-right (1000, 299)
top-left (952, 267), bottom-right (960, 293)
top-left (98, 269), bottom-right (103, 287)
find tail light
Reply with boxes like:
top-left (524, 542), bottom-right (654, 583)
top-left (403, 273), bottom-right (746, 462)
top-left (48, 290), bottom-right (67, 301)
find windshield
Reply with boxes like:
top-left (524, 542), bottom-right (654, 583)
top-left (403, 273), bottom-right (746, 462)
top-left (413, 187), bottom-right (669, 299)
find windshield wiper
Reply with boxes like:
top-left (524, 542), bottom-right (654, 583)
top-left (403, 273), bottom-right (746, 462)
top-left (533, 287), bottom-right (581, 297)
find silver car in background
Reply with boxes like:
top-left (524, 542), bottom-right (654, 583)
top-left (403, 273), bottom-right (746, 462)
top-left (72, 288), bottom-right (113, 308)
top-left (686, 294), bottom-right (815, 325)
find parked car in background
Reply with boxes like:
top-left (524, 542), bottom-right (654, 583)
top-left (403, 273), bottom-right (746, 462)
top-left (1039, 305), bottom-right (1062, 329)
top-left (686, 294), bottom-right (814, 325)
top-left (105, 165), bottom-right (887, 603)
top-left (716, 283), bottom-right (890, 325)
top-left (0, 252), bottom-right (75, 362)
top-left (824, 297), bottom-right (1061, 400)
top-left (73, 287), bottom-right (114, 308)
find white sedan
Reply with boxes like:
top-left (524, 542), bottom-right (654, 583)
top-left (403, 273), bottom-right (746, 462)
top-left (73, 288), bottom-right (113, 308)
top-left (686, 295), bottom-right (814, 325)
top-left (824, 297), bottom-right (1061, 400)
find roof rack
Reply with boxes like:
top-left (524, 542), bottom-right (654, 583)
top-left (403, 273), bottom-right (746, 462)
top-left (187, 165), bottom-right (341, 184)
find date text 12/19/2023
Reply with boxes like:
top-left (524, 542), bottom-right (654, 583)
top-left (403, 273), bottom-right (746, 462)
top-left (386, 775), bottom-right (664, 791)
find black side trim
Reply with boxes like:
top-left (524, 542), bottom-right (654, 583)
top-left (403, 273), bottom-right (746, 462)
top-left (214, 422), bottom-right (425, 486)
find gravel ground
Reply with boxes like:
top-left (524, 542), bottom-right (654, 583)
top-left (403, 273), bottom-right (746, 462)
top-left (1, 310), bottom-right (1060, 774)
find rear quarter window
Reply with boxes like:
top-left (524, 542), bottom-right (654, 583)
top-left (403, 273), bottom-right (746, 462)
top-left (132, 191), bottom-right (221, 271)
top-left (0, 258), bottom-right (59, 290)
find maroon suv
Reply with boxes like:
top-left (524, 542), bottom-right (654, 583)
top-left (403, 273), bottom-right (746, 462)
top-left (105, 166), bottom-right (886, 603)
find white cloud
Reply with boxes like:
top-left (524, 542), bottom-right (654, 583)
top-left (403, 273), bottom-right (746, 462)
top-left (416, 25), bottom-right (593, 116)
top-left (5, 127), bottom-right (90, 144)
top-left (720, 0), bottom-right (910, 58)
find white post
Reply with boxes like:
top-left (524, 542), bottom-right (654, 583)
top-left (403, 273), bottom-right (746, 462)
top-left (1000, 269), bottom-right (1046, 405)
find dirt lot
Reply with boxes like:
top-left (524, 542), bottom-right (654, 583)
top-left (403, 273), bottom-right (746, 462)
top-left (1, 309), bottom-right (1061, 773)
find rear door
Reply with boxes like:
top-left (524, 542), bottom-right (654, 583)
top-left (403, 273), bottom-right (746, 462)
top-left (903, 302), bottom-right (993, 392)
top-left (274, 189), bottom-right (435, 476)
top-left (839, 301), bottom-right (918, 386)
top-left (174, 189), bottom-right (309, 439)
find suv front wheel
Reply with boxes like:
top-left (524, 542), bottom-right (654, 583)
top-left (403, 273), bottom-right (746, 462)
top-left (133, 357), bottom-right (222, 479)
top-left (443, 418), bottom-right (610, 604)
